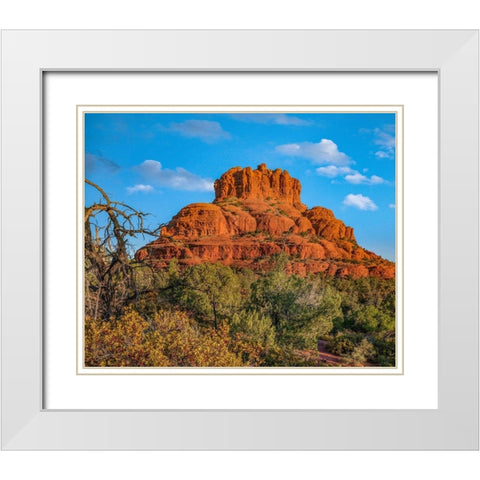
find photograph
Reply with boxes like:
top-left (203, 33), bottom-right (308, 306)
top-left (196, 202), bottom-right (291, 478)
top-left (82, 109), bottom-right (398, 368)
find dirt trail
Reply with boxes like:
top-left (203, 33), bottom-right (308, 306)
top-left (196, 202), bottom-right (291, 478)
top-left (317, 340), bottom-right (345, 366)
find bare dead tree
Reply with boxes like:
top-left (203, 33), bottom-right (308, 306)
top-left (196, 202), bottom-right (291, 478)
top-left (84, 179), bottom-right (162, 320)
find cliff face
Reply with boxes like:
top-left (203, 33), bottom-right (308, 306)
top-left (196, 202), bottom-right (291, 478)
top-left (135, 164), bottom-right (395, 279)
top-left (214, 163), bottom-right (306, 211)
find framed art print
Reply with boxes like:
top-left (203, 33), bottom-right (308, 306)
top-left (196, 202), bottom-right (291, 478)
top-left (1, 30), bottom-right (478, 449)
top-left (77, 104), bottom-right (404, 376)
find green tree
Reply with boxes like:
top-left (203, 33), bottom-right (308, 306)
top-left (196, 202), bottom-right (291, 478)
top-left (298, 286), bottom-right (342, 348)
top-left (230, 310), bottom-right (276, 348)
top-left (346, 338), bottom-right (376, 365)
top-left (251, 263), bottom-right (340, 348)
top-left (326, 332), bottom-right (358, 356)
top-left (351, 304), bottom-right (395, 333)
top-left (178, 263), bottom-right (242, 329)
top-left (229, 310), bottom-right (277, 365)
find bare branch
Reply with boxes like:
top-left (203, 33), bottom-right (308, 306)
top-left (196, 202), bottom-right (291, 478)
top-left (84, 178), bottom-right (164, 320)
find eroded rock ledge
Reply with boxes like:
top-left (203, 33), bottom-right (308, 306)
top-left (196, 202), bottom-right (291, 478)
top-left (135, 164), bottom-right (394, 279)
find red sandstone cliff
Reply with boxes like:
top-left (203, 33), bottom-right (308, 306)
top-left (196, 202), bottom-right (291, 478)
top-left (135, 164), bottom-right (395, 279)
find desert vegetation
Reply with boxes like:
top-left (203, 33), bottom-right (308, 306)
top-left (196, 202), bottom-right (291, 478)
top-left (84, 178), bottom-right (395, 368)
top-left (85, 255), bottom-right (395, 367)
top-left (84, 176), bottom-right (395, 368)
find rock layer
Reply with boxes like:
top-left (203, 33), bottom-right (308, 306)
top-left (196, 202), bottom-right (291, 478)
top-left (214, 163), bottom-right (306, 211)
top-left (136, 164), bottom-right (395, 279)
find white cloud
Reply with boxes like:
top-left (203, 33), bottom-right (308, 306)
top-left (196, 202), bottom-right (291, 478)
top-left (345, 172), bottom-right (368, 184)
top-left (276, 139), bottom-right (351, 165)
top-left (370, 175), bottom-right (385, 185)
top-left (136, 160), bottom-right (214, 192)
top-left (232, 113), bottom-right (311, 126)
top-left (273, 114), bottom-right (311, 126)
top-left (318, 165), bottom-right (386, 185)
top-left (389, 203), bottom-right (396, 208)
top-left (345, 173), bottom-right (385, 185)
top-left (316, 165), bottom-right (355, 177)
top-left (167, 120), bottom-right (231, 143)
top-left (373, 127), bottom-right (395, 158)
top-left (126, 184), bottom-right (154, 194)
top-left (85, 153), bottom-right (120, 175)
top-left (373, 127), bottom-right (395, 150)
top-left (276, 143), bottom-right (301, 154)
top-left (360, 125), bottom-right (396, 159)
top-left (343, 194), bottom-right (378, 211)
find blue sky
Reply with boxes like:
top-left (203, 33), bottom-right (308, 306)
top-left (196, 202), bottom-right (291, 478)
top-left (85, 112), bottom-right (396, 261)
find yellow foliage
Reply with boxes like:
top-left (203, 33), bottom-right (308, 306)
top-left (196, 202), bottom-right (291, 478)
top-left (85, 308), bottom-right (245, 367)
top-left (84, 309), bottom-right (170, 367)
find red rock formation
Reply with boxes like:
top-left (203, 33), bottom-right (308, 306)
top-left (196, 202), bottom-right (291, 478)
top-left (306, 207), bottom-right (355, 242)
top-left (135, 164), bottom-right (395, 279)
top-left (214, 163), bottom-right (307, 211)
top-left (161, 203), bottom-right (231, 238)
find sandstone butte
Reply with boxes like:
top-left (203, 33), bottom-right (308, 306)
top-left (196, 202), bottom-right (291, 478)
top-left (135, 164), bottom-right (395, 279)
